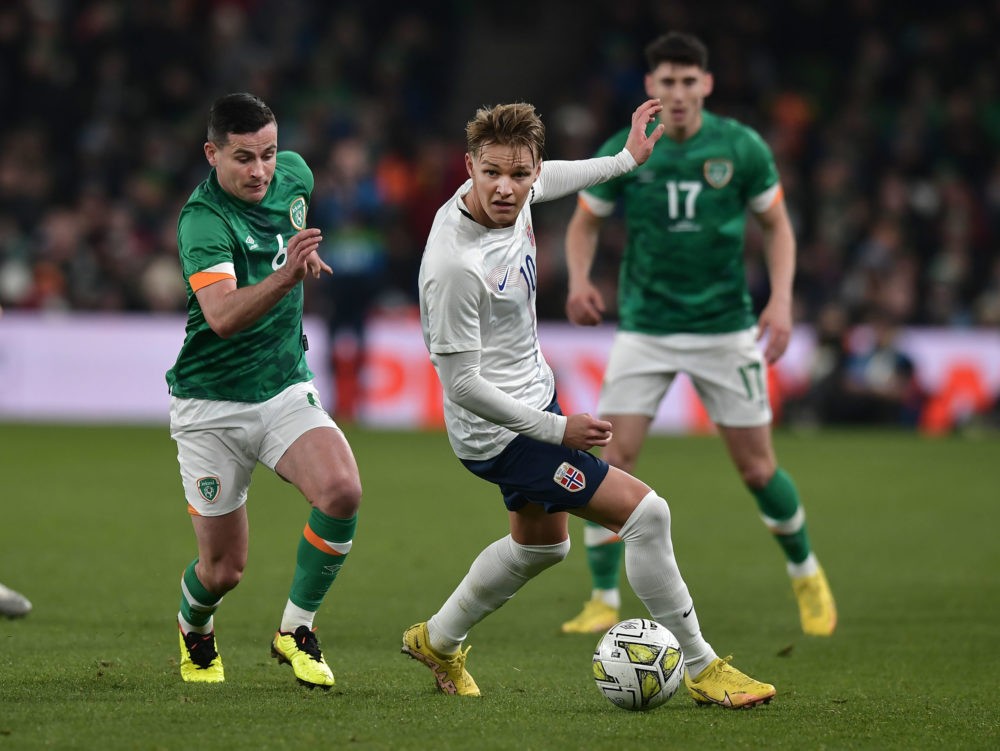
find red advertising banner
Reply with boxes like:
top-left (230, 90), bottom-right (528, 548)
top-left (1, 312), bottom-right (997, 433)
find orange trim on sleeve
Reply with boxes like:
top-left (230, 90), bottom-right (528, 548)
top-left (190, 271), bottom-right (236, 292)
top-left (767, 185), bottom-right (785, 210)
top-left (576, 195), bottom-right (598, 215)
top-left (303, 524), bottom-right (344, 556)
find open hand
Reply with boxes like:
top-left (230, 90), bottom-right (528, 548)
top-left (624, 99), bottom-right (665, 166)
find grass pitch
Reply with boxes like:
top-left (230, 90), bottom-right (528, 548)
top-left (1, 424), bottom-right (998, 750)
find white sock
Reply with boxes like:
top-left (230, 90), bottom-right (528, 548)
top-left (427, 535), bottom-right (570, 654)
top-left (178, 612), bottom-right (213, 636)
top-left (618, 491), bottom-right (717, 675)
top-left (787, 552), bottom-right (819, 578)
top-left (280, 600), bottom-right (316, 633)
top-left (592, 588), bottom-right (621, 609)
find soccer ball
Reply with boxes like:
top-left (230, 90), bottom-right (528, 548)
top-left (592, 618), bottom-right (684, 711)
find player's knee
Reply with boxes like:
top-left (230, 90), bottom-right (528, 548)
top-left (216, 569), bottom-right (244, 593)
top-left (509, 537), bottom-right (571, 577)
top-left (203, 562), bottom-right (244, 594)
top-left (741, 463), bottom-right (775, 490)
top-left (603, 448), bottom-right (637, 474)
top-left (619, 492), bottom-right (671, 544)
top-left (313, 471), bottom-right (362, 518)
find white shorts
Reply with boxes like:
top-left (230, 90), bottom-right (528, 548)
top-left (169, 381), bottom-right (339, 517)
top-left (597, 329), bottom-right (772, 427)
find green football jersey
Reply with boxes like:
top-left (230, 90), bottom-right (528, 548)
top-left (166, 151), bottom-right (315, 402)
top-left (583, 110), bottom-right (779, 334)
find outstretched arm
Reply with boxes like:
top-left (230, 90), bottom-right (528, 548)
top-left (534, 99), bottom-right (664, 202)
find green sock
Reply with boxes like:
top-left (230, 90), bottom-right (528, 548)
top-left (179, 559), bottom-right (222, 629)
top-left (750, 467), bottom-right (812, 564)
top-left (584, 520), bottom-right (624, 590)
top-left (289, 508), bottom-right (357, 611)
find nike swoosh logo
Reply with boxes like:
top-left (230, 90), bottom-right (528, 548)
top-left (682, 604), bottom-right (694, 618)
top-left (497, 268), bottom-right (510, 291)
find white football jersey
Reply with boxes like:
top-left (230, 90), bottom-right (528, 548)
top-left (420, 153), bottom-right (636, 460)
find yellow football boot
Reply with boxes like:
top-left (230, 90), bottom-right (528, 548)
top-left (271, 626), bottom-right (335, 689)
top-left (401, 622), bottom-right (480, 697)
top-left (685, 655), bottom-right (775, 708)
top-left (560, 598), bottom-right (619, 634)
top-left (179, 628), bottom-right (225, 683)
top-left (792, 567), bottom-right (837, 636)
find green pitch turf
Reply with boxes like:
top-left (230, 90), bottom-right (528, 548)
top-left (1, 424), bottom-right (998, 750)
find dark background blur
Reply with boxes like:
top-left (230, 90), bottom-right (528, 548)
top-left (1, 0), bottom-right (998, 334)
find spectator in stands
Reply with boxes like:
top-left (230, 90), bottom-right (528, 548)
top-left (815, 307), bottom-right (923, 427)
top-left (0, 0), bottom-right (996, 352)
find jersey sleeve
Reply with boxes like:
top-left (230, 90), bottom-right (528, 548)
top-left (433, 350), bottom-right (567, 445)
top-left (279, 150), bottom-right (315, 196)
top-left (421, 253), bottom-right (483, 356)
top-left (737, 125), bottom-right (782, 213)
top-left (176, 203), bottom-right (237, 289)
top-left (533, 149), bottom-right (636, 204)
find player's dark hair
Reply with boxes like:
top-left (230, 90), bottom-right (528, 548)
top-left (465, 102), bottom-right (545, 163)
top-left (207, 93), bottom-right (275, 145)
top-left (645, 32), bottom-right (709, 71)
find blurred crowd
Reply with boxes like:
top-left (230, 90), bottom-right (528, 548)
top-left (0, 2), bottom-right (997, 374)
top-left (0, 0), bottom-right (467, 323)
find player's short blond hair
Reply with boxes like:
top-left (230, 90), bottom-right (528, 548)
top-left (465, 102), bottom-right (545, 162)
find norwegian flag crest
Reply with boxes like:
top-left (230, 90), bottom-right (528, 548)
top-left (553, 462), bottom-right (586, 492)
